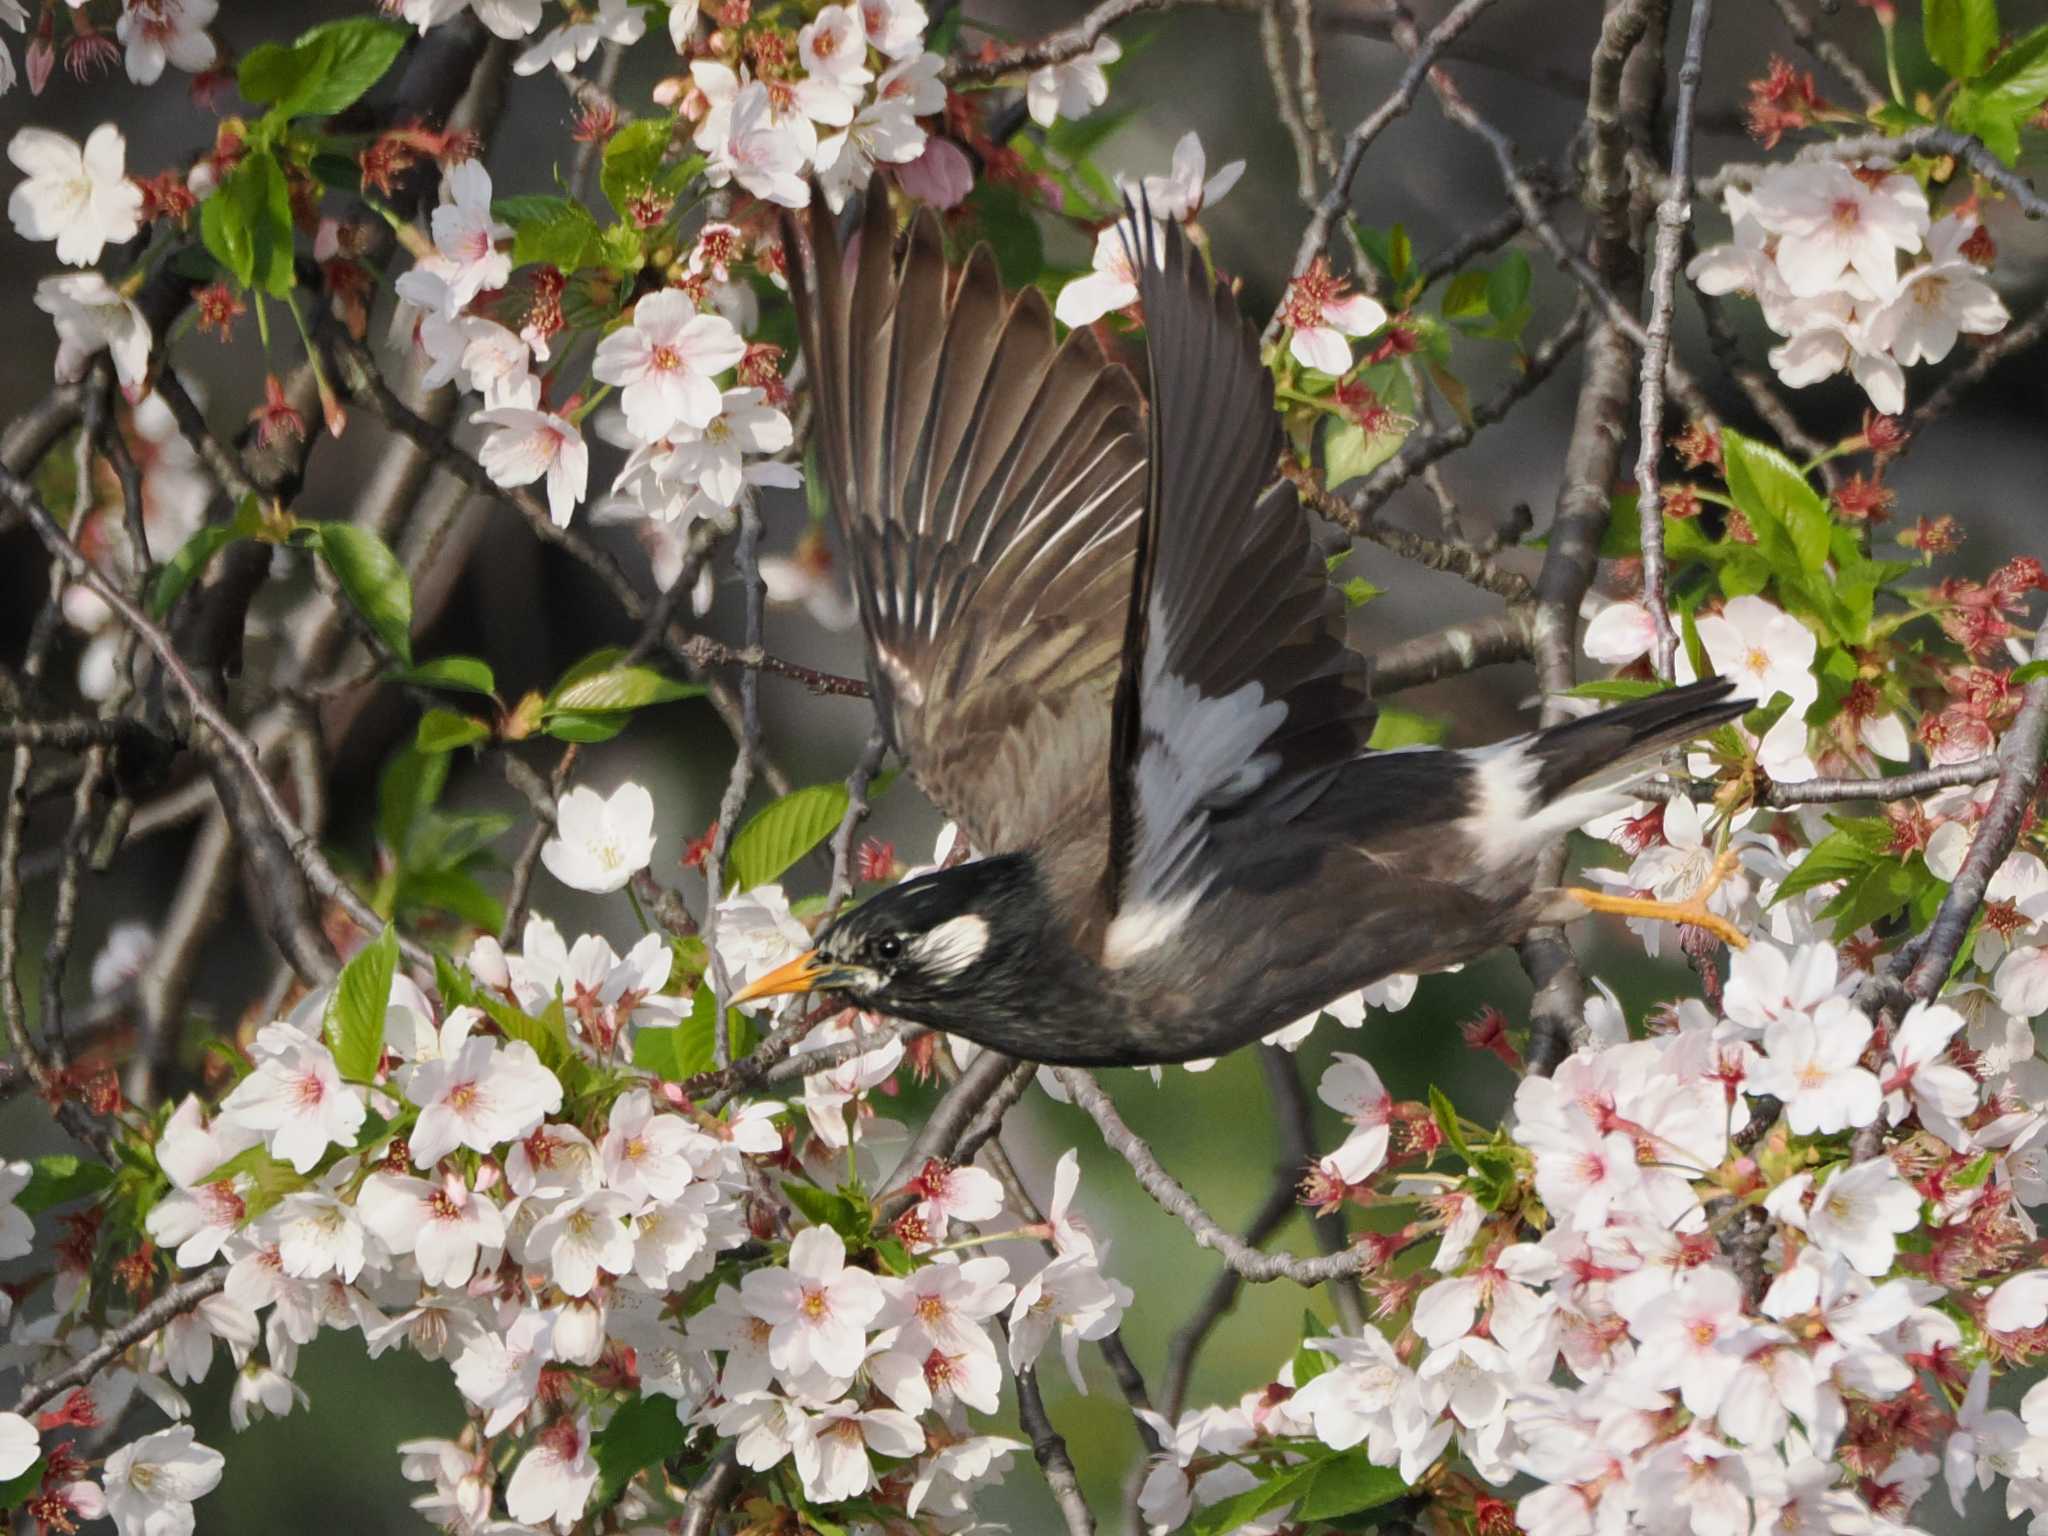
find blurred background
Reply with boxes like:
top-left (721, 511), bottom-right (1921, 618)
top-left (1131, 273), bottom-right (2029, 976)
top-left (2, 0), bottom-right (2045, 1530)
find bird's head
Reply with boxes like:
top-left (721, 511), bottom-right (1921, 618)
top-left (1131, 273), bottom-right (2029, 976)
top-left (729, 853), bottom-right (1045, 1023)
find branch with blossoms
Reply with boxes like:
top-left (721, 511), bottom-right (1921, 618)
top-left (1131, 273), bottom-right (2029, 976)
top-left (7, 2), bottom-right (2048, 1536)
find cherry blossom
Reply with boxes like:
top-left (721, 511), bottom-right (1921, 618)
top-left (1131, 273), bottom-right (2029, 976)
top-left (539, 780), bottom-right (659, 895)
top-left (0, 1413), bottom-right (37, 1486)
top-left (1316, 1052), bottom-right (1396, 1181)
top-left (406, 1030), bottom-right (563, 1164)
top-left (1138, 130), bottom-right (1245, 222)
top-left (793, 1400), bottom-right (925, 1503)
top-left (8, 124), bottom-right (142, 266)
top-left (513, 0), bottom-right (643, 76)
top-left (592, 293), bottom-right (746, 442)
top-left (473, 401), bottom-right (588, 527)
top-left (504, 1412), bottom-right (599, 1528)
top-left (1747, 162), bottom-right (1927, 299)
top-left (115, 0), bottom-right (216, 85)
top-left (102, 1426), bottom-right (224, 1536)
top-left (36, 272), bottom-right (151, 396)
top-left (1281, 258), bottom-right (1389, 374)
top-left (1055, 221), bottom-right (1155, 328)
top-left (428, 160), bottom-right (512, 309)
top-left (1026, 36), bottom-right (1119, 126)
top-left (740, 1225), bottom-right (885, 1380)
top-left (1745, 999), bottom-right (1882, 1134)
top-left (358, 1170), bottom-right (507, 1287)
top-left (217, 1026), bottom-right (366, 1173)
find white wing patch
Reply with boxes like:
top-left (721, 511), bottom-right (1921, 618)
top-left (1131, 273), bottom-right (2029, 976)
top-left (1102, 890), bottom-right (1200, 968)
top-left (1458, 739), bottom-right (1542, 871)
top-left (1126, 668), bottom-right (1285, 906)
top-left (914, 913), bottom-right (990, 980)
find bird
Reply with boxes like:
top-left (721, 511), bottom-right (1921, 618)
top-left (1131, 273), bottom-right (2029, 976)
top-left (732, 188), bottom-right (1752, 1067)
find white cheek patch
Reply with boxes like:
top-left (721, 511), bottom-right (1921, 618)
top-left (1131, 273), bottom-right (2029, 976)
top-left (914, 914), bottom-right (990, 979)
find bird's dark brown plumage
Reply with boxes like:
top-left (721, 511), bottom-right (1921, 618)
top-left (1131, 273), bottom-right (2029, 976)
top-left (765, 192), bottom-right (1752, 1065)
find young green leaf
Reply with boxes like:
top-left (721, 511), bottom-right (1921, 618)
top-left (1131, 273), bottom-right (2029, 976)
top-left (310, 522), bottom-right (415, 665)
top-left (17, 1153), bottom-right (116, 1215)
top-left (1721, 429), bottom-right (1830, 574)
top-left (506, 197), bottom-right (602, 271)
top-left (416, 709), bottom-right (489, 754)
top-left (378, 744), bottom-right (449, 858)
top-left (1367, 708), bottom-right (1446, 750)
top-left (600, 118), bottom-right (675, 215)
top-left (201, 150), bottom-right (296, 297)
top-left (327, 925), bottom-right (398, 1081)
top-left (590, 1394), bottom-right (688, 1514)
top-left (395, 656), bottom-right (497, 696)
top-left (1949, 24), bottom-right (2048, 161)
top-left (149, 522), bottom-right (243, 618)
top-left (239, 17), bottom-right (408, 118)
top-left (547, 665), bottom-right (701, 713)
top-left (543, 709), bottom-right (634, 744)
top-left (726, 784), bottom-right (853, 891)
top-left (1924, 0), bottom-right (2000, 80)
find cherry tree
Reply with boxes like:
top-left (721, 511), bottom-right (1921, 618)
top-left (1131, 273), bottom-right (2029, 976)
top-left (4, 2), bottom-right (2048, 1534)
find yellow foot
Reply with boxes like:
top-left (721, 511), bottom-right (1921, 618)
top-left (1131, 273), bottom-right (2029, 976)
top-left (1563, 849), bottom-right (1750, 951)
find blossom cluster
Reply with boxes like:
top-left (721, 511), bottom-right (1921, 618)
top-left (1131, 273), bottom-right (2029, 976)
top-left (1688, 157), bottom-right (2009, 414)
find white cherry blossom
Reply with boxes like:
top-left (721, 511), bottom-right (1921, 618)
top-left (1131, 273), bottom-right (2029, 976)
top-left (8, 125), bottom-right (142, 266)
top-left (540, 781), bottom-right (659, 895)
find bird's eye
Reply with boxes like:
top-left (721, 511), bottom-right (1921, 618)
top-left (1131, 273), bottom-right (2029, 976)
top-left (873, 935), bottom-right (903, 963)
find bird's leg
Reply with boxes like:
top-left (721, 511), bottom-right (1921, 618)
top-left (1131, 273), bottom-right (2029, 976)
top-left (1558, 848), bottom-right (1750, 950)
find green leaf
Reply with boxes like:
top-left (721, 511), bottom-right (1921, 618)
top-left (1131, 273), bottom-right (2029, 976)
top-left (239, 17), bottom-right (408, 118)
top-left (201, 150), bottom-right (295, 297)
top-left (1771, 824), bottom-right (1889, 905)
top-left (1566, 677), bottom-right (1670, 702)
top-left (395, 867), bottom-right (504, 933)
top-left (544, 707), bottom-right (631, 743)
top-left (1950, 24), bottom-right (2048, 161)
top-left (1429, 1084), bottom-right (1473, 1161)
top-left (0, 1457), bottom-right (45, 1508)
top-left (633, 985), bottom-right (721, 1080)
top-left (785, 1181), bottom-right (868, 1242)
top-left (1187, 1463), bottom-right (1316, 1536)
top-left (311, 523), bottom-right (414, 665)
top-left (326, 925), bottom-right (397, 1081)
top-left (1819, 856), bottom-right (1921, 938)
top-left (1293, 1454), bottom-right (1409, 1522)
top-left (1487, 249), bottom-right (1532, 324)
top-left (378, 744), bottom-right (448, 857)
top-left (407, 810), bottom-right (515, 874)
top-left (1339, 576), bottom-right (1383, 608)
top-left (1439, 270), bottom-right (1490, 320)
top-left (1367, 707), bottom-right (1445, 750)
top-left (149, 521), bottom-right (242, 618)
top-left (2011, 659), bottom-right (2048, 686)
top-left (1293, 1311), bottom-right (1333, 1387)
top-left (601, 117), bottom-right (676, 216)
top-left (1721, 429), bottom-right (1830, 574)
top-left (548, 665), bottom-right (701, 713)
top-left (727, 783), bottom-right (852, 892)
top-left (1925, 0), bottom-right (2000, 80)
top-left (395, 656), bottom-right (497, 696)
top-left (17, 1153), bottom-right (115, 1215)
top-left (416, 709), bottom-right (489, 754)
top-left (591, 1393), bottom-right (688, 1513)
top-left (505, 196), bottom-right (602, 271)
top-left (1322, 416), bottom-right (1406, 488)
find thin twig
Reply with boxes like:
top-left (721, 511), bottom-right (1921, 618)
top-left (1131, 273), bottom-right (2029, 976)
top-left (1904, 627), bottom-right (2048, 1000)
top-left (1053, 1068), bottom-right (1371, 1283)
top-left (824, 729), bottom-right (889, 916)
top-left (0, 464), bottom-right (431, 971)
top-left (1272, 0), bottom-right (1504, 325)
top-left (944, 0), bottom-right (1175, 81)
top-left (1764, 759), bottom-right (1999, 806)
top-left (701, 497), bottom-right (767, 1067)
top-left (1766, 0), bottom-right (1885, 111)
top-left (1370, 609), bottom-right (1535, 693)
top-left (14, 1267), bottom-right (228, 1414)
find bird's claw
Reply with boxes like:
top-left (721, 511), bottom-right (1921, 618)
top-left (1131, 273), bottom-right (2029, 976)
top-left (1562, 849), bottom-right (1750, 951)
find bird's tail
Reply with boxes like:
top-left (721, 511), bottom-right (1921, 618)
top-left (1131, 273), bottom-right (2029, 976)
top-left (1463, 677), bottom-right (1753, 854)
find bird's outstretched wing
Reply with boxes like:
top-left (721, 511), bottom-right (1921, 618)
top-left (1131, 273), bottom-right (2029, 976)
top-left (1103, 208), bottom-right (1378, 956)
top-left (786, 191), bottom-right (1148, 856)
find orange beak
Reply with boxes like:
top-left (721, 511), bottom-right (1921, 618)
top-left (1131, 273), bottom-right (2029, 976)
top-left (730, 949), bottom-right (838, 1007)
